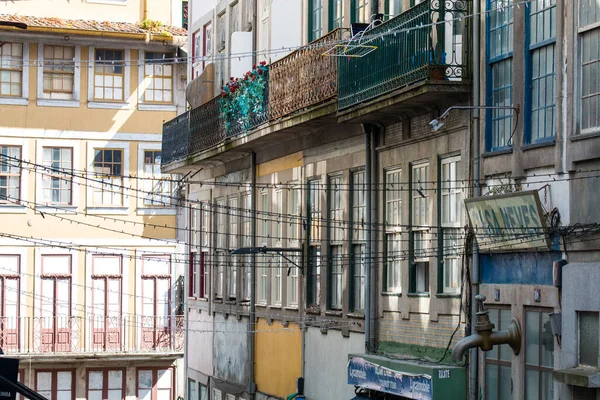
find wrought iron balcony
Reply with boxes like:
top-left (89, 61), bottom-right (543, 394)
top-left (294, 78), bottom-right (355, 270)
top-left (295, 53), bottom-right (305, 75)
top-left (338, 0), bottom-right (470, 110)
top-left (161, 111), bottom-right (190, 166)
top-left (269, 29), bottom-right (344, 120)
top-left (0, 315), bottom-right (184, 355)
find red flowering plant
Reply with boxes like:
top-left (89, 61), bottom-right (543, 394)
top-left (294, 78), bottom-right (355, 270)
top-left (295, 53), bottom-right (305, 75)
top-left (219, 61), bottom-right (268, 134)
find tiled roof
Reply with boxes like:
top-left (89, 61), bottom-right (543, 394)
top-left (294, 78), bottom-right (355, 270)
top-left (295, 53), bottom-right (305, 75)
top-left (0, 14), bottom-right (187, 37)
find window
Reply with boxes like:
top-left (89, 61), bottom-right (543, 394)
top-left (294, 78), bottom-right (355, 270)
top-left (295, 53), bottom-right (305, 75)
top-left (440, 157), bottom-right (462, 294)
top-left (258, 256), bottom-right (268, 304)
top-left (485, 308), bottom-right (513, 400)
top-left (272, 256), bottom-right (282, 306)
top-left (525, 310), bottom-right (554, 399)
top-left (215, 198), bottom-right (226, 299)
top-left (351, 171), bottom-right (366, 311)
top-left (188, 379), bottom-right (198, 400)
top-left (190, 202), bottom-right (209, 299)
top-left (142, 150), bottom-right (174, 206)
top-left (41, 147), bottom-right (72, 205)
top-left (486, 0), bottom-right (514, 151)
top-left (94, 49), bottom-right (124, 101)
top-left (259, 190), bottom-right (269, 245)
top-left (88, 370), bottom-right (125, 400)
top-left (307, 180), bottom-right (322, 308)
top-left (385, 0), bottom-right (402, 16)
top-left (410, 164), bottom-right (430, 293)
top-left (199, 384), bottom-right (208, 400)
top-left (0, 255), bottom-right (20, 351)
top-left (228, 196), bottom-right (238, 299)
top-left (275, 189), bottom-right (283, 241)
top-left (288, 186), bottom-right (301, 241)
top-left (91, 256), bottom-right (122, 351)
top-left (231, 2), bottom-right (240, 33)
top-left (385, 169), bottom-right (402, 293)
top-left (137, 369), bottom-right (173, 400)
top-left (0, 145), bottom-right (21, 203)
top-left (309, 0), bottom-right (323, 42)
top-left (140, 256), bottom-right (172, 350)
top-left (328, 176), bottom-right (343, 310)
top-left (144, 52), bottom-right (174, 104)
top-left (242, 192), bottom-right (251, 300)
top-left (42, 45), bottom-right (75, 99)
top-left (203, 22), bottom-right (213, 70)
top-left (0, 43), bottom-right (23, 97)
top-left (192, 30), bottom-right (202, 78)
top-left (36, 370), bottom-right (74, 400)
top-left (287, 255), bottom-right (299, 307)
top-left (218, 13), bottom-right (226, 51)
top-left (329, 0), bottom-right (343, 29)
top-left (578, 0), bottom-right (600, 133)
top-left (526, 0), bottom-right (556, 143)
top-left (578, 311), bottom-right (598, 367)
top-left (189, 205), bottom-right (200, 297)
top-left (92, 149), bottom-right (123, 206)
top-left (213, 389), bottom-right (222, 400)
top-left (40, 255), bottom-right (72, 352)
top-left (351, 0), bottom-right (369, 23)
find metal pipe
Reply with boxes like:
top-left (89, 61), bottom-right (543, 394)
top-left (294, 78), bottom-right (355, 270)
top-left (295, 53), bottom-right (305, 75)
top-left (249, 151), bottom-right (257, 399)
top-left (369, 127), bottom-right (377, 350)
top-left (370, 0), bottom-right (379, 22)
top-left (364, 125), bottom-right (372, 352)
top-left (470, 0), bottom-right (481, 397)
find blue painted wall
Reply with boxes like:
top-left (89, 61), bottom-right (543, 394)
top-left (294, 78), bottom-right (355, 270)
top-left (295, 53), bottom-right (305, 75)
top-left (481, 250), bottom-right (562, 285)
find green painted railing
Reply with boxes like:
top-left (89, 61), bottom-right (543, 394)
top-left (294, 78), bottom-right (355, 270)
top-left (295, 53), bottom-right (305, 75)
top-left (338, 0), bottom-right (470, 110)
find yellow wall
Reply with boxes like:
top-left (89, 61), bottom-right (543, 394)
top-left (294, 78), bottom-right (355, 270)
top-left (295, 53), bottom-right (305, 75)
top-left (255, 318), bottom-right (303, 398)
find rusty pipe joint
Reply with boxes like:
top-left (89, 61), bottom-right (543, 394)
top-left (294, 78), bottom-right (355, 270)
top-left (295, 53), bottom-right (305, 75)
top-left (452, 295), bottom-right (522, 361)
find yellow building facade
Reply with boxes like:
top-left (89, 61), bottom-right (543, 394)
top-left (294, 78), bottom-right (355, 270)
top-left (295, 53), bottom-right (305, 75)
top-left (0, 5), bottom-right (187, 400)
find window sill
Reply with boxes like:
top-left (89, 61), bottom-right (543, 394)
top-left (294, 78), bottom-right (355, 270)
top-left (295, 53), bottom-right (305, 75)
top-left (346, 313), bottom-right (365, 319)
top-left (407, 293), bottom-right (431, 298)
top-left (213, 299), bottom-right (223, 304)
top-left (306, 308), bottom-right (321, 315)
top-left (284, 306), bottom-right (299, 311)
top-left (88, 101), bottom-right (132, 110)
top-left (571, 130), bottom-right (600, 142)
top-left (0, 205), bottom-right (27, 214)
top-left (37, 99), bottom-right (80, 108)
top-left (0, 98), bottom-right (28, 106)
top-left (136, 207), bottom-right (177, 216)
top-left (324, 311), bottom-right (343, 317)
top-left (224, 300), bottom-right (236, 305)
top-left (268, 305), bottom-right (282, 310)
top-left (36, 205), bottom-right (78, 214)
top-left (482, 148), bottom-right (513, 158)
top-left (521, 139), bottom-right (555, 151)
top-left (138, 104), bottom-right (177, 112)
top-left (256, 303), bottom-right (267, 308)
top-left (381, 292), bottom-right (402, 297)
top-left (86, 206), bottom-right (129, 215)
top-left (436, 293), bottom-right (461, 298)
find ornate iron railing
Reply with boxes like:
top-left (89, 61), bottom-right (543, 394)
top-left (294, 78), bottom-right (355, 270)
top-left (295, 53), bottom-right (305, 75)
top-left (161, 111), bottom-right (190, 165)
top-left (0, 315), bottom-right (184, 354)
top-left (269, 29), bottom-right (344, 120)
top-left (189, 96), bottom-right (225, 154)
top-left (338, 0), bottom-right (470, 109)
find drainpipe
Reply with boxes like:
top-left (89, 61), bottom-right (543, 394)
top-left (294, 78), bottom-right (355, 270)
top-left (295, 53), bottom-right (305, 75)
top-left (369, 127), bottom-right (378, 351)
top-left (370, 0), bottom-right (379, 22)
top-left (470, 0), bottom-right (481, 398)
top-left (364, 124), bottom-right (377, 352)
top-left (249, 152), bottom-right (257, 399)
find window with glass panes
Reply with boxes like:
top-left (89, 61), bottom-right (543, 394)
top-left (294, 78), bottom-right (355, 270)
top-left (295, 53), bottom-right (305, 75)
top-left (328, 175), bottom-right (343, 310)
top-left (43, 45), bottom-right (75, 98)
top-left (525, 310), bottom-right (554, 399)
top-left (287, 254), bottom-right (299, 307)
top-left (486, 0), bottom-right (514, 151)
top-left (92, 149), bottom-right (124, 206)
top-left (36, 370), bottom-right (74, 400)
top-left (91, 256), bottom-right (122, 351)
top-left (188, 379), bottom-right (198, 400)
top-left (288, 186), bottom-right (301, 241)
top-left (329, 0), bottom-right (343, 29)
top-left (0, 255), bottom-right (20, 352)
top-left (137, 368), bottom-right (173, 400)
top-left (0, 145), bottom-right (21, 203)
top-left (242, 192), bottom-right (251, 300)
top-left (0, 43), bottom-right (23, 97)
top-left (199, 384), bottom-right (208, 400)
top-left (215, 198), bottom-right (226, 298)
top-left (41, 147), bottom-right (72, 205)
top-left (94, 49), bottom-right (124, 101)
top-left (200, 202), bottom-right (210, 298)
top-left (485, 308), bottom-right (513, 400)
top-left (259, 190), bottom-right (269, 245)
top-left (440, 157), bottom-right (462, 294)
top-left (259, 256), bottom-right (268, 304)
top-left (525, 0), bottom-right (556, 143)
top-left (385, 0), bottom-right (402, 16)
top-left (351, 171), bottom-right (366, 311)
top-left (143, 150), bottom-right (173, 206)
top-left (351, 0), bottom-right (369, 23)
top-left (410, 163), bottom-right (430, 293)
top-left (578, 0), bottom-right (600, 133)
top-left (228, 196), bottom-right (238, 299)
top-left (308, 179), bottom-right (322, 307)
top-left (144, 52), bottom-right (174, 103)
top-left (88, 370), bottom-right (124, 400)
top-left (578, 311), bottom-right (598, 366)
top-left (309, 0), bottom-right (323, 42)
top-left (189, 205), bottom-right (200, 297)
top-left (275, 189), bottom-right (283, 240)
top-left (272, 255), bottom-right (282, 305)
top-left (385, 169), bottom-right (402, 292)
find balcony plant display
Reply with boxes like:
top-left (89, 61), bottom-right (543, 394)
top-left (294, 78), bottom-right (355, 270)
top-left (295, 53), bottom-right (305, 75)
top-left (219, 62), bottom-right (269, 136)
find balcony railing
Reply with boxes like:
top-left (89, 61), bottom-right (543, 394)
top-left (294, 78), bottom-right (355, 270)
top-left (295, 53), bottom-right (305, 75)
top-left (189, 96), bottom-right (225, 154)
top-left (0, 315), bottom-right (184, 355)
top-left (338, 0), bottom-right (470, 109)
top-left (162, 112), bottom-right (190, 166)
top-left (269, 29), bottom-right (344, 120)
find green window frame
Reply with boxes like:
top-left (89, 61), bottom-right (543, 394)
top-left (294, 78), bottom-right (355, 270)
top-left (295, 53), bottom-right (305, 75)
top-left (351, 0), bottom-right (369, 24)
top-left (329, 0), bottom-right (343, 29)
top-left (308, 0), bottom-right (323, 42)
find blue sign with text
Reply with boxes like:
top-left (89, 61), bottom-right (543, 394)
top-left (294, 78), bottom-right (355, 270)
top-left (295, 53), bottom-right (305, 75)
top-left (348, 357), bottom-right (433, 400)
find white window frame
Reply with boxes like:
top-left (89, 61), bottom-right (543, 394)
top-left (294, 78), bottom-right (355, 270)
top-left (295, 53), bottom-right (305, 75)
top-left (0, 42), bottom-right (29, 106)
top-left (228, 195), bottom-right (238, 299)
top-left (441, 156), bottom-right (462, 294)
top-left (86, 141), bottom-right (130, 214)
top-left (87, 47), bottom-right (131, 109)
top-left (36, 43), bottom-right (80, 108)
top-left (576, 0), bottom-right (600, 135)
top-left (35, 139), bottom-right (80, 213)
top-left (0, 137), bottom-right (29, 213)
top-left (411, 162), bottom-right (430, 294)
top-left (137, 143), bottom-right (177, 215)
top-left (34, 247), bottom-right (79, 320)
top-left (138, 50), bottom-right (177, 112)
top-left (385, 168), bottom-right (402, 293)
top-left (271, 255), bottom-right (282, 306)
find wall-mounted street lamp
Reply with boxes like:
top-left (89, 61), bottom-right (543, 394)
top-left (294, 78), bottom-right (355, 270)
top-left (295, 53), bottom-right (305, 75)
top-left (429, 105), bottom-right (520, 133)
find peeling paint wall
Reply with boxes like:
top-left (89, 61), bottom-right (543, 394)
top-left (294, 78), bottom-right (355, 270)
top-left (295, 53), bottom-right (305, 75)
top-left (213, 314), bottom-right (249, 385)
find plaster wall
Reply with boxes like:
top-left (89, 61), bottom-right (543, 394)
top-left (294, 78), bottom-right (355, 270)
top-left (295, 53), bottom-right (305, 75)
top-left (187, 309), bottom-right (214, 377)
top-left (213, 314), bottom-right (249, 386)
